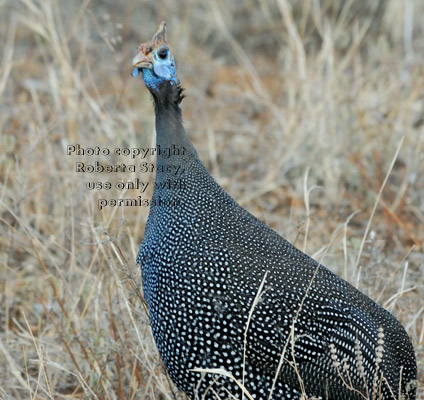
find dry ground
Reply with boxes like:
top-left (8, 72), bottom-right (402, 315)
top-left (0, 0), bottom-right (423, 399)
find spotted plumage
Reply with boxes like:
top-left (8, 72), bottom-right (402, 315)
top-left (134, 22), bottom-right (417, 400)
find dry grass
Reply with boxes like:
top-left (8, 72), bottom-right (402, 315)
top-left (0, 0), bottom-right (423, 398)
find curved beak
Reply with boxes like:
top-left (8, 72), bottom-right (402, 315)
top-left (132, 45), bottom-right (153, 69)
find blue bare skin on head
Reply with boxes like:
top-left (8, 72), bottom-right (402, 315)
top-left (132, 46), bottom-right (177, 91)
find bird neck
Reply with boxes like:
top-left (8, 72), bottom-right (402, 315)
top-left (152, 83), bottom-right (198, 181)
top-left (154, 106), bottom-right (187, 148)
top-left (152, 83), bottom-right (187, 145)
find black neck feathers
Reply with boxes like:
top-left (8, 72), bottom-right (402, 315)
top-left (151, 81), bottom-right (185, 112)
top-left (150, 81), bottom-right (196, 162)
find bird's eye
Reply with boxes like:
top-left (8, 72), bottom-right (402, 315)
top-left (158, 47), bottom-right (168, 60)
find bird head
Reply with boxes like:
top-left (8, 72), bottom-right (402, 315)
top-left (132, 21), bottom-right (177, 91)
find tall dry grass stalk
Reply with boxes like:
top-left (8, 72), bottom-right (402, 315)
top-left (0, 0), bottom-right (423, 398)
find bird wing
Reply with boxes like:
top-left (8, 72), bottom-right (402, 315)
top-left (234, 265), bottom-right (355, 371)
top-left (248, 299), bottom-right (350, 365)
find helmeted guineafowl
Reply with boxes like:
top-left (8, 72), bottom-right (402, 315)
top-left (133, 22), bottom-right (417, 400)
